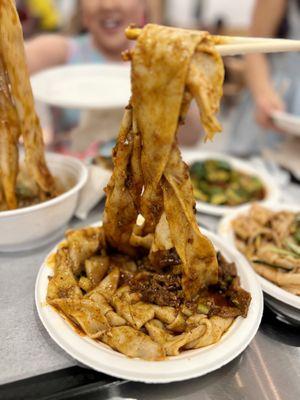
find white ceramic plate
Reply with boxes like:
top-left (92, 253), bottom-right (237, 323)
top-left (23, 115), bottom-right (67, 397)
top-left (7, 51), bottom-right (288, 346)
top-left (271, 111), bottom-right (300, 137)
top-left (182, 151), bottom-right (280, 216)
top-left (218, 203), bottom-right (300, 320)
top-left (31, 64), bottom-right (131, 110)
top-left (35, 227), bottom-right (263, 383)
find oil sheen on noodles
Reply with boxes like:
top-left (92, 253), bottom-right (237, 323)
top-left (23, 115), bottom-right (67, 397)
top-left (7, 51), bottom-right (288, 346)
top-left (47, 24), bottom-right (251, 361)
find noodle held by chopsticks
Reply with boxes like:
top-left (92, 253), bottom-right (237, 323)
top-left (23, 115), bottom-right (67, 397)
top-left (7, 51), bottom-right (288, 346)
top-left (47, 24), bottom-right (251, 361)
top-left (0, 0), bottom-right (56, 210)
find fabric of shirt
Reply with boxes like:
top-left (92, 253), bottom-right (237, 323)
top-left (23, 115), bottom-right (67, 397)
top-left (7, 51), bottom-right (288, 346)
top-left (54, 34), bottom-right (107, 132)
top-left (229, 0), bottom-right (300, 156)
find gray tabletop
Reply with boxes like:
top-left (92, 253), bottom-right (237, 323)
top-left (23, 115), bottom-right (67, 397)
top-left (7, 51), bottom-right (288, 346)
top-left (1, 186), bottom-right (300, 400)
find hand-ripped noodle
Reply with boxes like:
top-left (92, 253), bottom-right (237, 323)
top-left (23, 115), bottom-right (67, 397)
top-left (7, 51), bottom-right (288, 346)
top-left (0, 0), bottom-right (56, 211)
top-left (46, 24), bottom-right (251, 361)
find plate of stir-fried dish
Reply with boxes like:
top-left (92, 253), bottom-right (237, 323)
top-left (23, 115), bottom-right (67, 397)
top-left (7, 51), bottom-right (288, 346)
top-left (36, 226), bottom-right (262, 382)
top-left (36, 23), bottom-right (263, 382)
top-left (0, 0), bottom-right (87, 251)
top-left (183, 151), bottom-right (279, 216)
top-left (219, 204), bottom-right (300, 315)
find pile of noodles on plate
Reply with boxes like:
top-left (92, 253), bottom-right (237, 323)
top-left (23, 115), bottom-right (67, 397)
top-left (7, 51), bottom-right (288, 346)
top-left (232, 204), bottom-right (300, 296)
top-left (47, 24), bottom-right (251, 361)
top-left (0, 0), bottom-right (57, 211)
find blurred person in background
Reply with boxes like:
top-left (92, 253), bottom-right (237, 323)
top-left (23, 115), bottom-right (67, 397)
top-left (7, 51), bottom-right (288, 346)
top-left (230, 0), bottom-right (300, 155)
top-left (25, 0), bottom-right (202, 151)
top-left (25, 0), bottom-right (146, 151)
top-left (26, 0), bottom-right (145, 73)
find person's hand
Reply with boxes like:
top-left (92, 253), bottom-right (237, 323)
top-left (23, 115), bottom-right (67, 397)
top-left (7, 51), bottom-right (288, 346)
top-left (254, 88), bottom-right (285, 132)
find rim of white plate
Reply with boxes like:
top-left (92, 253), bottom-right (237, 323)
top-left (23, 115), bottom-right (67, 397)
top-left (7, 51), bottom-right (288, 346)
top-left (181, 150), bottom-right (280, 217)
top-left (218, 202), bottom-right (300, 310)
top-left (35, 226), bottom-right (263, 383)
top-left (31, 63), bottom-right (131, 110)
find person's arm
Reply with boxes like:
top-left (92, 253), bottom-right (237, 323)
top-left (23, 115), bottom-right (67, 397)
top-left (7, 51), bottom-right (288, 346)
top-left (25, 34), bottom-right (70, 74)
top-left (178, 102), bottom-right (202, 147)
top-left (245, 0), bottom-right (287, 130)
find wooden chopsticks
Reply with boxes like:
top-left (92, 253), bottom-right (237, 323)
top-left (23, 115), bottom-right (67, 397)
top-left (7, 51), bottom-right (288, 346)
top-left (125, 26), bottom-right (300, 56)
top-left (215, 36), bottom-right (300, 56)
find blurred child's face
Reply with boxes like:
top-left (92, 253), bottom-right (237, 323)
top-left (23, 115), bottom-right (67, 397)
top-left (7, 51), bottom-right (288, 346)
top-left (81, 0), bottom-right (144, 54)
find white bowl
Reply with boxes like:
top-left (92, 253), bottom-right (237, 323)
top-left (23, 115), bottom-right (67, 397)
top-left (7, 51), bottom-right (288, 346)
top-left (218, 203), bottom-right (300, 323)
top-left (35, 227), bottom-right (263, 383)
top-left (0, 153), bottom-right (88, 252)
top-left (182, 150), bottom-right (280, 216)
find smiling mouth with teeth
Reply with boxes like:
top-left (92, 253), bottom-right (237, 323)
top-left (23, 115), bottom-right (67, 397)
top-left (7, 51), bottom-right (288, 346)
top-left (100, 18), bottom-right (123, 32)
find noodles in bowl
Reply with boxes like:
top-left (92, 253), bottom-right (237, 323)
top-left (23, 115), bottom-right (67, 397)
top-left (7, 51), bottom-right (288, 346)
top-left (0, 152), bottom-right (87, 252)
top-left (0, 0), bottom-right (57, 212)
top-left (0, 1), bottom-right (88, 251)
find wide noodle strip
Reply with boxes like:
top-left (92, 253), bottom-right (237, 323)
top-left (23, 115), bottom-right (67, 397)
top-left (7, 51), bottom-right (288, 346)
top-left (0, 0), bottom-right (56, 210)
top-left (131, 26), bottom-right (202, 233)
top-left (104, 24), bottom-right (224, 297)
top-left (47, 24), bottom-right (250, 361)
top-left (0, 56), bottom-right (20, 209)
top-left (162, 145), bottom-right (218, 297)
top-left (103, 109), bottom-right (138, 254)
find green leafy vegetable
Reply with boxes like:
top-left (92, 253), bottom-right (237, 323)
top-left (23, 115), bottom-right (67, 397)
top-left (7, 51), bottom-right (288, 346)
top-left (190, 161), bottom-right (206, 180)
top-left (197, 303), bottom-right (210, 314)
top-left (190, 158), bottom-right (265, 206)
top-left (285, 239), bottom-right (300, 256)
top-left (253, 259), bottom-right (294, 271)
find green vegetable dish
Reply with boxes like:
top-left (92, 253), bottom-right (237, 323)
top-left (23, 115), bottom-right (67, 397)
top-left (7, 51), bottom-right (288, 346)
top-left (190, 159), bottom-right (265, 206)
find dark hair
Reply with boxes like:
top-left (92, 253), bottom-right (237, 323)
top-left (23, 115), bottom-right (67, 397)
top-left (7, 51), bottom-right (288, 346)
top-left (276, 10), bottom-right (289, 38)
top-left (277, 0), bottom-right (300, 38)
